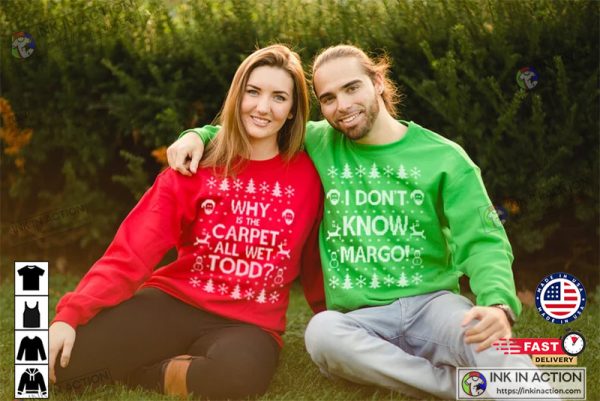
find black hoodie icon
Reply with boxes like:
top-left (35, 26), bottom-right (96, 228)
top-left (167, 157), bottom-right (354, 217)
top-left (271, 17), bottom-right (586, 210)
top-left (17, 368), bottom-right (47, 396)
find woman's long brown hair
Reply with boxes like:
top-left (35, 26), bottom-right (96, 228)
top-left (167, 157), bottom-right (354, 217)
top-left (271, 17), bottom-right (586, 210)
top-left (201, 44), bottom-right (309, 176)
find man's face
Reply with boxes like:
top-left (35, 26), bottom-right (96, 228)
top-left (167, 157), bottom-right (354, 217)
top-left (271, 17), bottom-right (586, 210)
top-left (313, 57), bottom-right (381, 141)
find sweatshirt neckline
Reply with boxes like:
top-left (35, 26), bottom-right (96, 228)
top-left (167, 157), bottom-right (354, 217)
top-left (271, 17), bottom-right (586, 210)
top-left (243, 154), bottom-right (284, 169)
top-left (207, 154), bottom-right (286, 178)
top-left (346, 120), bottom-right (414, 152)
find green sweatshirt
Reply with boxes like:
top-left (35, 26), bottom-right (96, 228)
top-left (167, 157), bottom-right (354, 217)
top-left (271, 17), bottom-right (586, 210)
top-left (183, 120), bottom-right (521, 316)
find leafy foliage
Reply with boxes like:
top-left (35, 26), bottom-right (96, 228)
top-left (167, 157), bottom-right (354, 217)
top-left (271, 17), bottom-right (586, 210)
top-left (1, 0), bottom-right (597, 280)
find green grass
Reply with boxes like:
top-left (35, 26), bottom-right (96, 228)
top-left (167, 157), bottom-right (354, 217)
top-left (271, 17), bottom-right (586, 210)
top-left (1, 276), bottom-right (598, 401)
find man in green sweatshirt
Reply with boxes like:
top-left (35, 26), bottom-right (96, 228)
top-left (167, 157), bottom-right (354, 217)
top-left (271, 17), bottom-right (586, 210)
top-left (167, 44), bottom-right (538, 399)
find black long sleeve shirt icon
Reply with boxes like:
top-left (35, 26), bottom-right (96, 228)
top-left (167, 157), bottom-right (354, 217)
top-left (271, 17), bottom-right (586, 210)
top-left (17, 336), bottom-right (46, 361)
top-left (23, 301), bottom-right (41, 328)
top-left (17, 368), bottom-right (47, 396)
top-left (18, 265), bottom-right (45, 291)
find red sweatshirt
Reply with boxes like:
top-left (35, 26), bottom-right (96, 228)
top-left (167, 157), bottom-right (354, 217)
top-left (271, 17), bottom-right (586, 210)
top-left (54, 153), bottom-right (325, 345)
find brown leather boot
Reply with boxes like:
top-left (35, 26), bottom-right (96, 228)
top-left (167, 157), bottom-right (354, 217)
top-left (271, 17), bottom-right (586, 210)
top-left (163, 355), bottom-right (193, 398)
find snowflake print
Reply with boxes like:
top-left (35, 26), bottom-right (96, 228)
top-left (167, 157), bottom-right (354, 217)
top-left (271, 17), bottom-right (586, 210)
top-left (410, 167), bottom-right (421, 180)
top-left (207, 177), bottom-right (217, 188)
top-left (355, 165), bottom-right (366, 177)
top-left (327, 166), bottom-right (338, 178)
top-left (329, 276), bottom-right (340, 289)
top-left (189, 277), bottom-right (201, 288)
top-left (259, 182), bottom-right (270, 194)
top-left (269, 291), bottom-right (280, 303)
top-left (233, 179), bottom-right (244, 191)
top-left (383, 165), bottom-right (394, 177)
top-left (383, 274), bottom-right (395, 287)
top-left (284, 185), bottom-right (295, 197)
top-left (412, 273), bottom-right (423, 285)
top-left (244, 288), bottom-right (255, 300)
top-left (356, 275), bottom-right (366, 288)
top-left (217, 283), bottom-right (229, 295)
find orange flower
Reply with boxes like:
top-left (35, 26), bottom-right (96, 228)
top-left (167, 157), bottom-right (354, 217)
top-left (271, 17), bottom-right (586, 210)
top-left (0, 97), bottom-right (33, 172)
top-left (152, 146), bottom-right (168, 169)
top-left (15, 157), bottom-right (26, 171)
top-left (503, 199), bottom-right (521, 215)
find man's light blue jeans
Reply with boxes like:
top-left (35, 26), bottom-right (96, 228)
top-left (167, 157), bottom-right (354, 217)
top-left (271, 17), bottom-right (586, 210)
top-left (305, 291), bottom-right (537, 399)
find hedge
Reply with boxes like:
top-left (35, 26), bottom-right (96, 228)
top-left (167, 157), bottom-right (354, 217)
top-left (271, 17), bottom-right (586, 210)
top-left (1, 0), bottom-right (598, 284)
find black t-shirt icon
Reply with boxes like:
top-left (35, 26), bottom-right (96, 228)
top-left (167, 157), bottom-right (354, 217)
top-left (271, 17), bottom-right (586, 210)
top-left (23, 301), bottom-right (41, 328)
top-left (18, 265), bottom-right (45, 291)
top-left (17, 336), bottom-right (47, 361)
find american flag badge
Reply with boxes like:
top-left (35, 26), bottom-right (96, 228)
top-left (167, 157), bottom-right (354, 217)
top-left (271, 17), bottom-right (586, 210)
top-left (535, 272), bottom-right (587, 324)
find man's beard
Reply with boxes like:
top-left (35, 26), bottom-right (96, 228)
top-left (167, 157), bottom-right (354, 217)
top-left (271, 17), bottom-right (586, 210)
top-left (332, 95), bottom-right (379, 141)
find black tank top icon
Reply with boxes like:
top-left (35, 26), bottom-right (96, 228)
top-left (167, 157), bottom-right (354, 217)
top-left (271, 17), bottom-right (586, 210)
top-left (23, 302), bottom-right (40, 328)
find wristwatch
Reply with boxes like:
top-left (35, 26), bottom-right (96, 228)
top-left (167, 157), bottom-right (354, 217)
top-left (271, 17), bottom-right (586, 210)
top-left (491, 304), bottom-right (516, 326)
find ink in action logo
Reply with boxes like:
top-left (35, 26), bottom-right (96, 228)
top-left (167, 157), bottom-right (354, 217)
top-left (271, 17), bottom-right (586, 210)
top-left (535, 272), bottom-right (586, 324)
top-left (461, 371), bottom-right (487, 397)
top-left (12, 31), bottom-right (36, 59)
top-left (516, 66), bottom-right (539, 90)
top-left (479, 205), bottom-right (503, 232)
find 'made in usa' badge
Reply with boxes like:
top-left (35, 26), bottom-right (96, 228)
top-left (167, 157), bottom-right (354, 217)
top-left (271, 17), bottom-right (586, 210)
top-left (535, 272), bottom-right (586, 324)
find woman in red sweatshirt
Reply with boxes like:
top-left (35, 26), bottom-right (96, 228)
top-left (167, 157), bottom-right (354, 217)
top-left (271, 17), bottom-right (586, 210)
top-left (49, 44), bottom-right (324, 399)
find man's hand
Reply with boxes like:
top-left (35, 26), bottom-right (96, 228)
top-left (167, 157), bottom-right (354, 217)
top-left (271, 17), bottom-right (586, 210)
top-left (462, 306), bottom-right (512, 352)
top-left (49, 321), bottom-right (76, 384)
top-left (166, 132), bottom-right (204, 176)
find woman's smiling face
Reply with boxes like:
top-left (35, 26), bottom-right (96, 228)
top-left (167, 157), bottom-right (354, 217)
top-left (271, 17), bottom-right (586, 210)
top-left (240, 65), bottom-right (294, 145)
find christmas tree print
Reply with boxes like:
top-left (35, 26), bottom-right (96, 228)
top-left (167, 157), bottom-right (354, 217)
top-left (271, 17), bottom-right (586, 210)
top-left (230, 284), bottom-right (241, 299)
top-left (219, 178), bottom-right (230, 191)
top-left (203, 278), bottom-right (215, 293)
top-left (342, 273), bottom-right (353, 290)
top-left (256, 288), bottom-right (267, 303)
top-left (341, 163), bottom-right (353, 179)
top-left (246, 178), bottom-right (256, 194)
top-left (272, 182), bottom-right (282, 197)
top-left (397, 272), bottom-right (409, 287)
top-left (397, 165), bottom-right (408, 179)
top-left (368, 163), bottom-right (380, 179)
top-left (370, 273), bottom-right (380, 289)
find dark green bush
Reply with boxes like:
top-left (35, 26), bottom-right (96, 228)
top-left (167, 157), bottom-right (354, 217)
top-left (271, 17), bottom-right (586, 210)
top-left (1, 0), bottom-right (597, 284)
